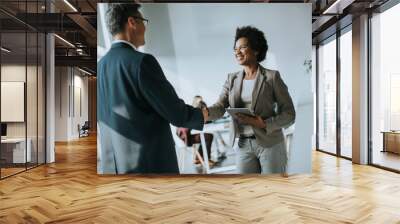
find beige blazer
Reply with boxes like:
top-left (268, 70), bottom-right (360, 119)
top-left (208, 65), bottom-right (295, 148)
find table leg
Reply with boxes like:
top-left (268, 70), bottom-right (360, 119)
top-left (383, 132), bottom-right (387, 152)
top-left (214, 133), bottom-right (220, 156)
top-left (194, 148), bottom-right (206, 168)
top-left (180, 146), bottom-right (186, 172)
top-left (199, 133), bottom-right (210, 173)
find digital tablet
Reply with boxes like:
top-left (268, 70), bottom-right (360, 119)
top-left (226, 108), bottom-right (255, 118)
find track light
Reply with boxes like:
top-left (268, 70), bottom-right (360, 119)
top-left (63, 0), bottom-right (78, 12)
top-left (54, 34), bottom-right (75, 48)
top-left (78, 67), bottom-right (93, 76)
top-left (323, 0), bottom-right (344, 15)
top-left (1, 47), bottom-right (11, 53)
top-left (322, 0), bottom-right (356, 15)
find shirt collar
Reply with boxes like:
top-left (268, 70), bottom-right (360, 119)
top-left (112, 40), bottom-right (137, 50)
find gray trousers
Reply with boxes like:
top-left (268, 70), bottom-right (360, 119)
top-left (236, 138), bottom-right (288, 174)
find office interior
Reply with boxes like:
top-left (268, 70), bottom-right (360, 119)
top-left (314, 0), bottom-right (400, 172)
top-left (0, 0), bottom-right (400, 222)
top-left (0, 0), bottom-right (97, 179)
top-left (97, 3), bottom-right (312, 174)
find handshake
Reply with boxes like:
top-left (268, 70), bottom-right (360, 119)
top-left (194, 100), bottom-right (209, 123)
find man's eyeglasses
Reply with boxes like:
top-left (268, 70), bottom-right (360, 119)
top-left (133, 16), bottom-right (149, 26)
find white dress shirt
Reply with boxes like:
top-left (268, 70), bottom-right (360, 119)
top-left (112, 40), bottom-right (137, 50)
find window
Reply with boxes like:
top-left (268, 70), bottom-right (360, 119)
top-left (317, 36), bottom-right (337, 155)
top-left (339, 28), bottom-right (352, 158)
top-left (371, 2), bottom-right (400, 171)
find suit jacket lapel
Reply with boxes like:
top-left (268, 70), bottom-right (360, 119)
top-left (251, 66), bottom-right (266, 111)
top-left (232, 71), bottom-right (244, 108)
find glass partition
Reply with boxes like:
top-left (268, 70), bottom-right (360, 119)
top-left (317, 35), bottom-right (337, 155)
top-left (38, 31), bottom-right (45, 165)
top-left (27, 31), bottom-right (38, 169)
top-left (0, 1), bottom-right (46, 179)
top-left (1, 31), bottom-right (28, 177)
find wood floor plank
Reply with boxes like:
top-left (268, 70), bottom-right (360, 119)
top-left (0, 135), bottom-right (400, 223)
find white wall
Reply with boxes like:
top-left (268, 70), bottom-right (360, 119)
top-left (1, 65), bottom-right (39, 137)
top-left (54, 67), bottom-right (89, 141)
top-left (141, 3), bottom-right (313, 174)
top-left (72, 73), bottom-right (89, 138)
top-left (1, 66), bottom-right (26, 136)
top-left (1, 64), bottom-right (46, 164)
top-left (55, 66), bottom-right (68, 141)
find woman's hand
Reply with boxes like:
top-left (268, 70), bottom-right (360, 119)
top-left (235, 113), bottom-right (266, 129)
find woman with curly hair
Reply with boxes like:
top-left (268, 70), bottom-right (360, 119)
top-left (207, 26), bottom-right (295, 174)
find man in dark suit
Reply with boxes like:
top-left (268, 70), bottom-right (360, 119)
top-left (97, 3), bottom-right (208, 174)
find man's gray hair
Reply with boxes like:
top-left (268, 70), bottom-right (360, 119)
top-left (106, 3), bottom-right (141, 36)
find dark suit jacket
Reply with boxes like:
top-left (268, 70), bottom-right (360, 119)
top-left (97, 42), bottom-right (204, 174)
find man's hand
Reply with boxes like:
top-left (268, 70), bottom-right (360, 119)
top-left (202, 107), bottom-right (209, 123)
top-left (235, 113), bottom-right (266, 129)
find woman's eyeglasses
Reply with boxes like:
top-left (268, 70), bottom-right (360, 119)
top-left (234, 45), bottom-right (249, 53)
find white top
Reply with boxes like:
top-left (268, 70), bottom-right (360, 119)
top-left (241, 79), bottom-right (256, 103)
top-left (112, 40), bottom-right (137, 50)
top-left (239, 79), bottom-right (256, 136)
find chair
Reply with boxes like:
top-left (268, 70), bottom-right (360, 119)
top-left (78, 121), bottom-right (90, 138)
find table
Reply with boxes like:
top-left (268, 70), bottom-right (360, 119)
top-left (381, 131), bottom-right (400, 154)
top-left (192, 121), bottom-right (236, 174)
top-left (1, 138), bottom-right (32, 164)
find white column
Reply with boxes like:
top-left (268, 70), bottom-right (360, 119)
top-left (46, 32), bottom-right (55, 163)
top-left (45, 0), bottom-right (56, 163)
top-left (352, 14), bottom-right (369, 164)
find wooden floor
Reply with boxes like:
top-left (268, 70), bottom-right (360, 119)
top-left (1, 135), bottom-right (400, 223)
top-left (0, 167), bottom-right (26, 178)
top-left (373, 151), bottom-right (400, 171)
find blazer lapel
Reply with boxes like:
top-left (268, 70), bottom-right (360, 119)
top-left (251, 66), bottom-right (266, 111)
top-left (232, 71), bottom-right (244, 108)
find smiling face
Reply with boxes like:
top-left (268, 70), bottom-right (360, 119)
top-left (234, 37), bottom-right (258, 66)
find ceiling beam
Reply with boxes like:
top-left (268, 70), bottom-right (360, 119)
top-left (66, 14), bottom-right (97, 47)
top-left (55, 55), bottom-right (96, 69)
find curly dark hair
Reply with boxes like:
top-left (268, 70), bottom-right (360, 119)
top-left (106, 3), bottom-right (141, 36)
top-left (234, 26), bottom-right (268, 62)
